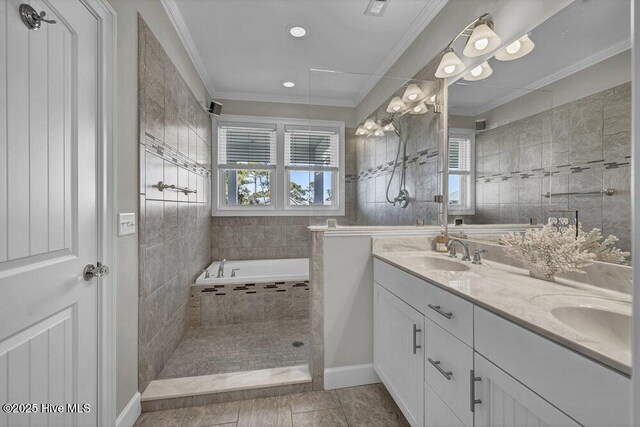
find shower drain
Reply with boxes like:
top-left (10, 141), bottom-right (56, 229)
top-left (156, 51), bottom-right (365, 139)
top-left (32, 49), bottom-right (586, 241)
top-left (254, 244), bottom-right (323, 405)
top-left (292, 341), bottom-right (304, 348)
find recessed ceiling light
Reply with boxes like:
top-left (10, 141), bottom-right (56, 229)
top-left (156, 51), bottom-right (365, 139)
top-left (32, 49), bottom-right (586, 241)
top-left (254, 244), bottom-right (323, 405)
top-left (364, 0), bottom-right (390, 17)
top-left (288, 25), bottom-right (308, 38)
top-left (282, 81), bottom-right (295, 88)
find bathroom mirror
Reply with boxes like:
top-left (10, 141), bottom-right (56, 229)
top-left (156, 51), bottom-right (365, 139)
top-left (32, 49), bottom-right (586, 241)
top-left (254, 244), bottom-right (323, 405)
top-left (308, 69), bottom-right (444, 227)
top-left (445, 0), bottom-right (632, 264)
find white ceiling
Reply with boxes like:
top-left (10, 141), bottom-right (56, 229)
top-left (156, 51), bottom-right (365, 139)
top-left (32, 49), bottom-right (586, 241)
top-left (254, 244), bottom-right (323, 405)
top-left (168, 0), bottom-right (447, 107)
top-left (448, 0), bottom-right (631, 116)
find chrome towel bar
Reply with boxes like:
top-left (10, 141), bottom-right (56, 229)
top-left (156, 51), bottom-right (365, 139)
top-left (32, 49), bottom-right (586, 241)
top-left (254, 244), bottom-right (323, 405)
top-left (542, 187), bottom-right (614, 198)
top-left (154, 181), bottom-right (197, 195)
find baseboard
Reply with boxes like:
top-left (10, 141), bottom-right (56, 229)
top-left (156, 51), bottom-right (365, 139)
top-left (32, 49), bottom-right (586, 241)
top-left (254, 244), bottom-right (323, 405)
top-left (116, 392), bottom-right (141, 427)
top-left (324, 364), bottom-right (380, 390)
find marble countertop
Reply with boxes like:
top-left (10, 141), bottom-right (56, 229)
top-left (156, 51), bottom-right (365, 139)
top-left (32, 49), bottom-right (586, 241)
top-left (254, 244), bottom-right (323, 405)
top-left (308, 223), bottom-right (540, 232)
top-left (372, 249), bottom-right (632, 376)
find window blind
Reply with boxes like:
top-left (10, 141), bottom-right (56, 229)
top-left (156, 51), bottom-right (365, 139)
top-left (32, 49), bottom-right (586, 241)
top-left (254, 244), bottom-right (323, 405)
top-left (218, 123), bottom-right (277, 166)
top-left (449, 137), bottom-right (471, 171)
top-left (284, 126), bottom-right (339, 168)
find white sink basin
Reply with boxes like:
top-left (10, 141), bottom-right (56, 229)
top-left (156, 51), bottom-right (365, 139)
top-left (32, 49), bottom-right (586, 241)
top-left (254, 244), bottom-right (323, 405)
top-left (403, 255), bottom-right (471, 272)
top-left (551, 306), bottom-right (631, 351)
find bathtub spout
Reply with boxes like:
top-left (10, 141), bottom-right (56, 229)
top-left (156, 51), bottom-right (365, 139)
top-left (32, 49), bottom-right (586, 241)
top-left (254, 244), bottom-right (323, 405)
top-left (217, 259), bottom-right (227, 278)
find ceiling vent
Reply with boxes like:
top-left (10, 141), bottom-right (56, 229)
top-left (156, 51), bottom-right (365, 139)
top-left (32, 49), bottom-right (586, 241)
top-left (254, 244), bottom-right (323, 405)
top-left (364, 0), bottom-right (389, 17)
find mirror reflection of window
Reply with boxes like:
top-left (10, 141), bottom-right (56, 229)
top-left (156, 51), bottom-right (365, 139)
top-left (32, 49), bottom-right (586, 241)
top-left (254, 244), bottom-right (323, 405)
top-left (448, 129), bottom-right (475, 215)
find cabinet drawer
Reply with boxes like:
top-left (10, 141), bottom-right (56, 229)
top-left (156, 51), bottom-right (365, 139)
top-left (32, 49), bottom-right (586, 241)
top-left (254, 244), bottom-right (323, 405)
top-left (424, 318), bottom-right (473, 427)
top-left (424, 382), bottom-right (465, 427)
top-left (423, 281), bottom-right (473, 346)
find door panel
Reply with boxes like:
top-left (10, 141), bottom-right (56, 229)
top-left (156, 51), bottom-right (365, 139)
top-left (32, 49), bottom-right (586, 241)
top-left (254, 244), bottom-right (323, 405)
top-left (0, 0), bottom-right (99, 425)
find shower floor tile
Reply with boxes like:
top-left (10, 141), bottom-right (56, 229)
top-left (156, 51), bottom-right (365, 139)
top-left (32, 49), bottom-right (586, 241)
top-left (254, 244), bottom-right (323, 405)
top-left (158, 319), bottom-right (310, 379)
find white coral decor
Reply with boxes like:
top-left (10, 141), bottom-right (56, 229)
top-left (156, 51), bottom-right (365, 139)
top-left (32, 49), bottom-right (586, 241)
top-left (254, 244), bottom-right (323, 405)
top-left (499, 221), bottom-right (596, 282)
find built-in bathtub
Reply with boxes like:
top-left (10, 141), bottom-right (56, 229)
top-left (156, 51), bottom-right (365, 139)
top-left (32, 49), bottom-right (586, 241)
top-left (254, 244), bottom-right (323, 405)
top-left (190, 258), bottom-right (310, 328)
top-left (195, 258), bottom-right (309, 285)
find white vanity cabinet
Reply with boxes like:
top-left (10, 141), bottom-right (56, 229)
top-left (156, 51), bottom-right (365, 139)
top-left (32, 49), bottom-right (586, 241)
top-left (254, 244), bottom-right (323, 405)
top-left (373, 258), bottom-right (631, 427)
top-left (373, 283), bottom-right (424, 426)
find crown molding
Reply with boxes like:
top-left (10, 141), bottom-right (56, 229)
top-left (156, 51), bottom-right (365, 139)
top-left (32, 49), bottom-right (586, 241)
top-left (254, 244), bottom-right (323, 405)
top-left (354, 0), bottom-right (448, 105)
top-left (161, 0), bottom-right (215, 98)
top-left (460, 39), bottom-right (631, 117)
top-left (214, 91), bottom-right (358, 108)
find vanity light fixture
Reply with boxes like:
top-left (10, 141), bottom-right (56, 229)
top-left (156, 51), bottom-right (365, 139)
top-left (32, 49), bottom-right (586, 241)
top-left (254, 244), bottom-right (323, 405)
top-left (409, 102), bottom-right (428, 115)
top-left (463, 61), bottom-right (493, 81)
top-left (282, 81), bottom-right (295, 88)
top-left (386, 96), bottom-right (407, 113)
top-left (355, 126), bottom-right (368, 136)
top-left (435, 48), bottom-right (466, 78)
top-left (364, 118), bottom-right (379, 131)
top-left (402, 84), bottom-right (426, 103)
top-left (462, 20), bottom-right (501, 57)
top-left (495, 34), bottom-right (535, 61)
top-left (287, 25), bottom-right (308, 38)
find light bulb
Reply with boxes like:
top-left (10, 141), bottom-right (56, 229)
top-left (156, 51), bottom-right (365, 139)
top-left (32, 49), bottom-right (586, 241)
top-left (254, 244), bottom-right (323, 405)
top-left (506, 39), bottom-right (521, 54)
top-left (384, 124), bottom-right (393, 131)
top-left (366, 124), bottom-right (372, 130)
top-left (393, 106), bottom-right (401, 111)
top-left (474, 37), bottom-right (489, 51)
top-left (408, 93), bottom-right (417, 101)
top-left (444, 65), bottom-right (456, 74)
top-left (470, 65), bottom-right (483, 77)
top-left (374, 129), bottom-right (384, 136)
top-left (413, 105), bottom-right (422, 113)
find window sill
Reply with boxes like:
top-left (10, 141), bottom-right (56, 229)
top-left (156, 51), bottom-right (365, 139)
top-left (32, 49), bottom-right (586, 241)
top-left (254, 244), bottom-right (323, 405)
top-left (212, 207), bottom-right (345, 217)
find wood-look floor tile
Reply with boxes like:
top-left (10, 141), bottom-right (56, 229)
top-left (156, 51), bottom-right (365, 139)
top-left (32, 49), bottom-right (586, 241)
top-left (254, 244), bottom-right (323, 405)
top-left (134, 409), bottom-right (186, 427)
top-left (181, 401), bottom-right (240, 426)
top-left (289, 390), bottom-right (340, 414)
top-left (237, 395), bottom-right (292, 427)
top-left (291, 408), bottom-right (348, 426)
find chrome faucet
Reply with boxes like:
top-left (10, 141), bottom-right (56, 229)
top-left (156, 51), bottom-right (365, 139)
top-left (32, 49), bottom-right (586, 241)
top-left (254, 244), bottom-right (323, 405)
top-left (201, 268), bottom-right (210, 279)
top-left (447, 239), bottom-right (471, 261)
top-left (472, 248), bottom-right (488, 265)
top-left (217, 259), bottom-right (227, 278)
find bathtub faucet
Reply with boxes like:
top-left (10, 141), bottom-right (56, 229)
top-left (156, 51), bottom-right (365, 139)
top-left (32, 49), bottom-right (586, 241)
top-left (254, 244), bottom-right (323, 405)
top-left (217, 259), bottom-right (227, 278)
top-left (201, 268), bottom-right (210, 279)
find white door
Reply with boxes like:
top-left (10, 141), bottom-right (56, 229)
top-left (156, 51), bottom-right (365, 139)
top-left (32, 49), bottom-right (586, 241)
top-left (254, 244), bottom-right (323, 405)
top-left (373, 283), bottom-right (424, 427)
top-left (0, 1), bottom-right (100, 426)
top-left (473, 354), bottom-right (580, 427)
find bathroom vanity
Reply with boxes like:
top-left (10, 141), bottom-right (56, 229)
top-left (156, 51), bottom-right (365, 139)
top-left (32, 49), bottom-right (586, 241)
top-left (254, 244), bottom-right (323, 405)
top-left (372, 247), bottom-right (631, 427)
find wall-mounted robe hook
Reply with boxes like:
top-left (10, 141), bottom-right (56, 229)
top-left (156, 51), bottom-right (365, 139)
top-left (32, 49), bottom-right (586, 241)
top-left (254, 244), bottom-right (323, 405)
top-left (19, 4), bottom-right (57, 31)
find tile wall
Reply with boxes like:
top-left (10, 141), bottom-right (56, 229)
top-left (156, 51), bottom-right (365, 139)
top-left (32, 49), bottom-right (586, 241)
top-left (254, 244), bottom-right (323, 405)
top-left (460, 82), bottom-right (631, 252)
top-left (138, 16), bottom-right (213, 392)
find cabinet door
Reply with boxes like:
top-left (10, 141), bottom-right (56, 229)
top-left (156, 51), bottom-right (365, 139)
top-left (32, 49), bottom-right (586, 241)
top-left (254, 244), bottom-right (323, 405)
top-left (473, 353), bottom-right (579, 427)
top-left (374, 283), bottom-right (424, 427)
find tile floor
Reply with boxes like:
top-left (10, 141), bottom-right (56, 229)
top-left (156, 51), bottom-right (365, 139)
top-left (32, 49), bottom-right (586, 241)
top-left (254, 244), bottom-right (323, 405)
top-left (158, 319), bottom-right (310, 379)
top-left (134, 383), bottom-right (410, 426)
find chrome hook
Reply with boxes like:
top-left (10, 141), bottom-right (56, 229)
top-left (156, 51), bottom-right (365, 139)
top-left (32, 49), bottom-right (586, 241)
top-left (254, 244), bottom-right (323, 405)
top-left (19, 4), bottom-right (56, 31)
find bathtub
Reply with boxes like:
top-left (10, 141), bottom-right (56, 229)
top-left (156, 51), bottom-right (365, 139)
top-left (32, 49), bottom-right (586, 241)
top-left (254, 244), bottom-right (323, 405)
top-left (195, 258), bottom-right (309, 285)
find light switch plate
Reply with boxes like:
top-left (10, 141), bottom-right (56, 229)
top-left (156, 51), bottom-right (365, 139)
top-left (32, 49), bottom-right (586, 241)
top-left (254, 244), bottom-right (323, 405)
top-left (118, 213), bottom-right (136, 236)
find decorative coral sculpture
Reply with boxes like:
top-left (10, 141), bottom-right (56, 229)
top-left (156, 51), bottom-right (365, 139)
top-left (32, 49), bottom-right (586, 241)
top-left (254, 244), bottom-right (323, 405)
top-left (499, 221), bottom-right (596, 282)
top-left (576, 223), bottom-right (630, 264)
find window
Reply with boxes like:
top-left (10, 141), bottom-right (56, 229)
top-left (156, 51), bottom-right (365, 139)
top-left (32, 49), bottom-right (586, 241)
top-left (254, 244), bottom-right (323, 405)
top-left (213, 116), bottom-right (345, 216)
top-left (217, 123), bottom-right (276, 206)
top-left (448, 129), bottom-right (475, 215)
top-left (285, 126), bottom-right (339, 207)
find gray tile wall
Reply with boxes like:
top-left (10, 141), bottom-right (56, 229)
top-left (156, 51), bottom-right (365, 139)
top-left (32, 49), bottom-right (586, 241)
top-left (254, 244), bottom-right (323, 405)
top-left (460, 82), bottom-right (631, 253)
top-left (353, 111), bottom-right (441, 225)
top-left (138, 16), bottom-right (213, 392)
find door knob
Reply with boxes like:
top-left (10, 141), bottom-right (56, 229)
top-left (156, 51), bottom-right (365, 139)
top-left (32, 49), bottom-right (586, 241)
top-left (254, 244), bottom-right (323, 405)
top-left (83, 262), bottom-right (109, 281)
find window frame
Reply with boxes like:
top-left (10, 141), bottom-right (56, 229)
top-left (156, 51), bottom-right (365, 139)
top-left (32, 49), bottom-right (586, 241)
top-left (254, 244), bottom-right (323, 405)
top-left (212, 114), bottom-right (345, 216)
top-left (448, 128), bottom-right (476, 216)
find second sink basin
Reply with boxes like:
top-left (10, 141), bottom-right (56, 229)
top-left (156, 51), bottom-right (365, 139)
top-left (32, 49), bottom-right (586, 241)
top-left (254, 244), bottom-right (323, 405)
top-left (403, 254), bottom-right (471, 272)
top-left (551, 305), bottom-right (631, 351)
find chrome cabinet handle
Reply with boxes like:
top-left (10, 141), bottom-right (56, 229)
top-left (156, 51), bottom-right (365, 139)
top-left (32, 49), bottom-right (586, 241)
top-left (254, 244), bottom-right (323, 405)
top-left (470, 370), bottom-right (482, 412)
top-left (428, 304), bottom-right (453, 319)
top-left (412, 324), bottom-right (422, 354)
top-left (428, 358), bottom-right (452, 380)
